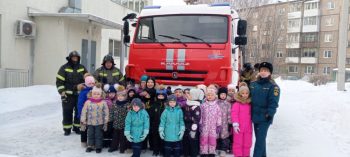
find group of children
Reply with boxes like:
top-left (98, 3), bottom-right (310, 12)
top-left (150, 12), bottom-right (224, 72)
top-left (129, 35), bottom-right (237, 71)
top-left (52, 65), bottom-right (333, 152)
top-left (76, 72), bottom-right (254, 157)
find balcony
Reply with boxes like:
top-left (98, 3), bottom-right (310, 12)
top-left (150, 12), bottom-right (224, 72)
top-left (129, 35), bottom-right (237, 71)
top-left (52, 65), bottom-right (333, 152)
top-left (301, 57), bottom-right (318, 64)
top-left (303, 24), bottom-right (319, 32)
top-left (288, 12), bottom-right (301, 19)
top-left (286, 43), bottom-right (300, 48)
top-left (285, 57), bottom-right (300, 63)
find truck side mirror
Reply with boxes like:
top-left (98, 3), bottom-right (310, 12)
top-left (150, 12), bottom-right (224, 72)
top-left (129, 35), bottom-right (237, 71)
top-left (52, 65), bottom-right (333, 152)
top-left (123, 21), bottom-right (130, 43)
top-left (237, 20), bottom-right (247, 36)
top-left (235, 37), bottom-right (247, 45)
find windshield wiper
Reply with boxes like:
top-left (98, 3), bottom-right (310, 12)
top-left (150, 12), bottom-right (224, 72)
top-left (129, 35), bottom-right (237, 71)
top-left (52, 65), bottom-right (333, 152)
top-left (158, 34), bottom-right (187, 47)
top-left (180, 34), bottom-right (212, 47)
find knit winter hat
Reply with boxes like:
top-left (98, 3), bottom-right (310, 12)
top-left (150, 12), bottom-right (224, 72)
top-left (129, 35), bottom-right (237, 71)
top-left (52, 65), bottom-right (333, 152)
top-left (197, 84), bottom-right (207, 94)
top-left (92, 84), bottom-right (103, 94)
top-left (167, 94), bottom-right (177, 102)
top-left (156, 89), bottom-right (167, 98)
top-left (116, 85), bottom-right (127, 97)
top-left (174, 85), bottom-right (183, 92)
top-left (259, 62), bottom-right (273, 73)
top-left (218, 87), bottom-right (228, 95)
top-left (227, 83), bottom-right (236, 90)
top-left (140, 74), bottom-right (148, 82)
top-left (238, 82), bottom-right (250, 94)
top-left (206, 87), bottom-right (217, 95)
top-left (85, 76), bottom-right (95, 87)
top-left (189, 88), bottom-right (204, 101)
top-left (131, 98), bottom-right (143, 108)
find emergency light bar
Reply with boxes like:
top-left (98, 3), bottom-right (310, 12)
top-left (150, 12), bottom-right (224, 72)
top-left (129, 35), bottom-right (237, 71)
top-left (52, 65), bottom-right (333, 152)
top-left (209, 3), bottom-right (230, 7)
top-left (143, 5), bottom-right (161, 9)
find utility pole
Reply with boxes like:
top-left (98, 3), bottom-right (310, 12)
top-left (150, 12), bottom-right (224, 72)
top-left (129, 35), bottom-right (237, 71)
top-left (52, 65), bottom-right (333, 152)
top-left (337, 0), bottom-right (348, 91)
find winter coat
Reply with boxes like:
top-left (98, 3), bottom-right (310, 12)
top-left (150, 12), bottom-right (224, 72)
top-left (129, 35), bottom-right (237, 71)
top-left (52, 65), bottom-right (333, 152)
top-left (217, 99), bottom-right (231, 139)
top-left (199, 99), bottom-right (222, 154)
top-left (56, 62), bottom-right (87, 95)
top-left (80, 99), bottom-right (109, 126)
top-left (77, 85), bottom-right (93, 118)
top-left (250, 77), bottom-right (280, 124)
top-left (159, 105), bottom-right (185, 142)
top-left (93, 66), bottom-right (125, 86)
top-left (183, 100), bottom-right (201, 134)
top-left (231, 94), bottom-right (253, 156)
top-left (240, 69), bottom-right (256, 87)
top-left (231, 93), bottom-right (252, 133)
top-left (149, 100), bottom-right (166, 129)
top-left (176, 96), bottom-right (187, 108)
top-left (141, 97), bottom-right (154, 112)
top-left (110, 100), bottom-right (129, 129)
top-left (124, 109), bottom-right (150, 143)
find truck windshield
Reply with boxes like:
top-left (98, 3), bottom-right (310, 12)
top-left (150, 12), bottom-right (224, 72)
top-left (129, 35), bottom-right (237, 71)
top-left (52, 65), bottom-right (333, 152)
top-left (135, 15), bottom-right (228, 43)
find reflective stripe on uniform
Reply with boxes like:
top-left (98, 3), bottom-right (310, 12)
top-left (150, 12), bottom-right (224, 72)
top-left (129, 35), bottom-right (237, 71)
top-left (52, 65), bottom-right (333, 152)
top-left (73, 123), bottom-right (81, 127)
top-left (63, 124), bottom-right (73, 129)
top-left (57, 86), bottom-right (65, 90)
top-left (112, 72), bottom-right (120, 76)
top-left (99, 73), bottom-right (108, 77)
top-left (64, 68), bottom-right (73, 72)
top-left (65, 91), bottom-right (73, 95)
top-left (119, 77), bottom-right (125, 81)
top-left (57, 74), bottom-right (65, 81)
top-left (77, 68), bottom-right (85, 73)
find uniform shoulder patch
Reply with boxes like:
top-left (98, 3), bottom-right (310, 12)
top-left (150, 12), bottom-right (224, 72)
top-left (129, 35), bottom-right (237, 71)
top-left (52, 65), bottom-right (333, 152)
top-left (274, 86), bottom-right (280, 96)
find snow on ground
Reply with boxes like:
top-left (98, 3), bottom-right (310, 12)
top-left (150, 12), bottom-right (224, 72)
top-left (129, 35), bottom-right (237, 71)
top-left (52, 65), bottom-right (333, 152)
top-left (0, 81), bottom-right (349, 157)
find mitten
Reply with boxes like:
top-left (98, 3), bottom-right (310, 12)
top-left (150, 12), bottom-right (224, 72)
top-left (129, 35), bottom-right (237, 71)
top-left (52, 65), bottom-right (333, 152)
top-left (178, 131), bottom-right (185, 139)
top-left (140, 130), bottom-right (149, 141)
top-left (216, 126), bottom-right (222, 134)
top-left (80, 124), bottom-right (86, 131)
top-left (232, 122), bottom-right (240, 134)
top-left (190, 131), bottom-right (196, 139)
top-left (103, 123), bottom-right (108, 131)
top-left (266, 114), bottom-right (272, 121)
top-left (159, 131), bottom-right (165, 140)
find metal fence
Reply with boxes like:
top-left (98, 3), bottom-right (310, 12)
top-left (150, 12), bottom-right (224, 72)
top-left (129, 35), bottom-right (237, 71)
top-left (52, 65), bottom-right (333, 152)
top-left (0, 68), bottom-right (30, 88)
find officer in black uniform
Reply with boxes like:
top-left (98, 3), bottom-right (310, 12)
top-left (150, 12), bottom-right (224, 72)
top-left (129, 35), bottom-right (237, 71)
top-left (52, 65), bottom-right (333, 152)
top-left (56, 51), bottom-right (88, 136)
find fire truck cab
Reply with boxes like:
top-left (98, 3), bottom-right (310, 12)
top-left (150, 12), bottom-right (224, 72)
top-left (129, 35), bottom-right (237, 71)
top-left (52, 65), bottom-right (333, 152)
top-left (125, 3), bottom-right (246, 87)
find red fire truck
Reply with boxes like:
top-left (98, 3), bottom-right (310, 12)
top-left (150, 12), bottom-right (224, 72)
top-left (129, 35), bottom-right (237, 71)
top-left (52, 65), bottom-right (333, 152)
top-left (124, 3), bottom-right (247, 87)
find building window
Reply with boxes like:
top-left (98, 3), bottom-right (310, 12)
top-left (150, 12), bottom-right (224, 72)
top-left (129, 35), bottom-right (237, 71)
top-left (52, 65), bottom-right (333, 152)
top-left (303, 48), bottom-right (316, 57)
top-left (288, 19), bottom-right (300, 29)
top-left (346, 58), bottom-right (350, 64)
top-left (280, 24), bottom-right (285, 30)
top-left (110, 0), bottom-right (146, 12)
top-left (253, 25), bottom-right (258, 31)
top-left (276, 51), bottom-right (283, 58)
top-left (323, 67), bottom-right (331, 75)
top-left (305, 2), bottom-right (318, 10)
top-left (288, 49), bottom-right (300, 57)
top-left (305, 66), bottom-right (315, 74)
top-left (325, 17), bottom-right (334, 26)
top-left (324, 50), bottom-right (332, 58)
top-left (324, 33), bottom-right (333, 42)
top-left (253, 12), bottom-right (258, 19)
top-left (263, 30), bottom-right (270, 36)
top-left (109, 39), bottom-right (122, 57)
top-left (328, 1), bottom-right (335, 9)
top-left (289, 66), bottom-right (298, 73)
top-left (303, 33), bottom-right (317, 42)
top-left (289, 3), bottom-right (301, 12)
top-left (288, 33), bottom-right (300, 43)
top-left (279, 8), bottom-right (285, 15)
top-left (304, 16), bottom-right (317, 25)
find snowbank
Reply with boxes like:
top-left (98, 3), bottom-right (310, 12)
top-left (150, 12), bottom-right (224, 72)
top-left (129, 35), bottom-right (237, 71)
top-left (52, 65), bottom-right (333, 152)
top-left (0, 85), bottom-right (60, 114)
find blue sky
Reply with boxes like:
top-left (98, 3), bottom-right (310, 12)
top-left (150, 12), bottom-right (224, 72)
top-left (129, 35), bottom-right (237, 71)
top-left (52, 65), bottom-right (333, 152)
top-left (153, 0), bottom-right (186, 6)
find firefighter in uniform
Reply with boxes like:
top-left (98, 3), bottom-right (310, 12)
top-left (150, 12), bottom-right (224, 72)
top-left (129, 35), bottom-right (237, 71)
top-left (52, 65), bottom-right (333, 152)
top-left (93, 54), bottom-right (125, 86)
top-left (249, 62), bottom-right (280, 157)
top-left (56, 51), bottom-right (88, 136)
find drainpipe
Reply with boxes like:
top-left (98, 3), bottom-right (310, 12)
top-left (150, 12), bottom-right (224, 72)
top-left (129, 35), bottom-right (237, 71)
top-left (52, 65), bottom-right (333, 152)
top-left (120, 30), bottom-right (125, 74)
top-left (87, 20), bottom-right (92, 72)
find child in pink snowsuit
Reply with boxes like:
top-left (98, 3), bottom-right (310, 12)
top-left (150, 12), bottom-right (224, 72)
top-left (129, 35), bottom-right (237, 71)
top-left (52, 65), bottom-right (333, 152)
top-left (199, 88), bottom-right (222, 156)
top-left (231, 83), bottom-right (252, 157)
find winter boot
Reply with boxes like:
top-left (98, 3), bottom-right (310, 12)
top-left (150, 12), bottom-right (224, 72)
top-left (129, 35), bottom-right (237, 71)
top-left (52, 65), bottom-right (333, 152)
top-left (108, 147), bottom-right (118, 152)
top-left (64, 129), bottom-right (71, 136)
top-left (86, 147), bottom-right (93, 152)
top-left (220, 151), bottom-right (226, 157)
top-left (96, 148), bottom-right (102, 153)
top-left (73, 127), bottom-right (81, 134)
